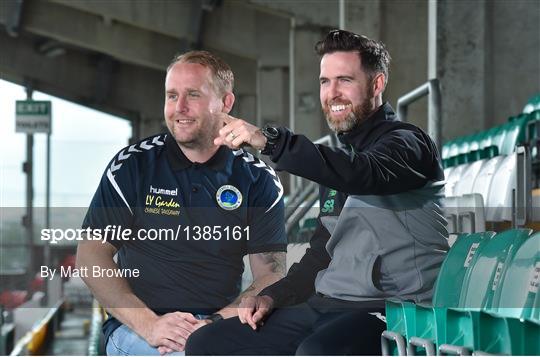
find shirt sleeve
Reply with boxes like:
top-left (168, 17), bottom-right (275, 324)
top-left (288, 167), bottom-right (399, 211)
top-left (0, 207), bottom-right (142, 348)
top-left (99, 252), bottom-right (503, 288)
top-left (270, 127), bottom-right (441, 195)
top-left (245, 162), bottom-right (287, 254)
top-left (82, 149), bottom-right (137, 249)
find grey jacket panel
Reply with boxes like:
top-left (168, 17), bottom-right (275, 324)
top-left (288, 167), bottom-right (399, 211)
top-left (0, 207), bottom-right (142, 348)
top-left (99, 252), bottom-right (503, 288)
top-left (315, 183), bottom-right (448, 303)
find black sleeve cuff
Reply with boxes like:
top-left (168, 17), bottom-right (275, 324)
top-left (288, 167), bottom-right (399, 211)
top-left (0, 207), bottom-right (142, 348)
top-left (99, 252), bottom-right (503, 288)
top-left (266, 127), bottom-right (291, 163)
top-left (258, 279), bottom-right (297, 308)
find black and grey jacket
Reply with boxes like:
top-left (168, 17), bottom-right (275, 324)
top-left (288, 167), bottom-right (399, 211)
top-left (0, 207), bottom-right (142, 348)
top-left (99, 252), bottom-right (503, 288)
top-left (260, 102), bottom-right (449, 306)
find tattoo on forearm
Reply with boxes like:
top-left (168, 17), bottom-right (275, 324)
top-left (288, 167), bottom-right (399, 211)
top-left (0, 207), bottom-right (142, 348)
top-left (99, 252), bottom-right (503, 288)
top-left (229, 252), bottom-right (286, 307)
top-left (260, 252), bottom-right (286, 275)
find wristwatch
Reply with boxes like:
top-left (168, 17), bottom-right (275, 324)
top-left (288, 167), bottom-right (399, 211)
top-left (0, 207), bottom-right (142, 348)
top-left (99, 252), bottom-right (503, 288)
top-left (260, 125), bottom-right (281, 155)
top-left (207, 313), bottom-right (224, 323)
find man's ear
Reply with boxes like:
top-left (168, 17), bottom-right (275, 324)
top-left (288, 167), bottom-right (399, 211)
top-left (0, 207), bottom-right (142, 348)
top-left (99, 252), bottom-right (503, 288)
top-left (221, 92), bottom-right (235, 114)
top-left (372, 73), bottom-right (386, 98)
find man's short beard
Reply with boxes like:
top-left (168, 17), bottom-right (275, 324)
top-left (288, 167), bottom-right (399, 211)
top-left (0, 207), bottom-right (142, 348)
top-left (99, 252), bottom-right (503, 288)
top-left (170, 117), bottom-right (221, 151)
top-left (176, 130), bottom-right (217, 151)
top-left (324, 96), bottom-right (374, 133)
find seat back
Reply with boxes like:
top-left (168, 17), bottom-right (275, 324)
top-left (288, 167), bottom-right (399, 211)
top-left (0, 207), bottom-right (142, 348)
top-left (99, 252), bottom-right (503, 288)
top-left (485, 153), bottom-right (517, 221)
top-left (490, 126), bottom-right (508, 154)
top-left (471, 155), bottom-right (505, 207)
top-left (432, 232), bottom-right (494, 308)
top-left (531, 287), bottom-right (540, 324)
top-left (454, 160), bottom-right (486, 196)
top-left (445, 164), bottom-right (467, 197)
top-left (491, 232), bottom-right (540, 320)
top-left (460, 229), bottom-right (532, 309)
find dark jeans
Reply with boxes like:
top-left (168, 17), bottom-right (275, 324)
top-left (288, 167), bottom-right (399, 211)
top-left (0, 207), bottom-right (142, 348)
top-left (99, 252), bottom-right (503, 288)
top-left (185, 295), bottom-right (386, 355)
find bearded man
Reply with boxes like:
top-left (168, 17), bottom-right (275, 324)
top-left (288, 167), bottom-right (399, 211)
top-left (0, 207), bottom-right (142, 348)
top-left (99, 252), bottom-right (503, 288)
top-left (185, 30), bottom-right (448, 355)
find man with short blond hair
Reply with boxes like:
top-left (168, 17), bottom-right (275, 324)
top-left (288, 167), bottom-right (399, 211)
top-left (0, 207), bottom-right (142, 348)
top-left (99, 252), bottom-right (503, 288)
top-left (78, 50), bottom-right (286, 355)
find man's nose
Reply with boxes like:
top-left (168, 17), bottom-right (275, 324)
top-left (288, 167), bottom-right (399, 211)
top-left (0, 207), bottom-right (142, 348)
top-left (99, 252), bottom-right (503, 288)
top-left (176, 96), bottom-right (188, 113)
top-left (328, 81), bottom-right (341, 100)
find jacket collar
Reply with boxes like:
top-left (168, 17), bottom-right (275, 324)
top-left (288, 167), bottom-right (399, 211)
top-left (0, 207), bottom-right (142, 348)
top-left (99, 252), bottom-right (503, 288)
top-left (337, 102), bottom-right (396, 147)
top-left (165, 133), bottom-right (229, 171)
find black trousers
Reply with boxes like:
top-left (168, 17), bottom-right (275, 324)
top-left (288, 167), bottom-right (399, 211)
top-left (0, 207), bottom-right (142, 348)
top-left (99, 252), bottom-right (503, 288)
top-left (185, 295), bottom-right (386, 355)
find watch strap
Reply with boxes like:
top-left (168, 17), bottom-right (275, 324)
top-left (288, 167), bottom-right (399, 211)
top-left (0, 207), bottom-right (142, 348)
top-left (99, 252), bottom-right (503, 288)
top-left (207, 313), bottom-right (224, 322)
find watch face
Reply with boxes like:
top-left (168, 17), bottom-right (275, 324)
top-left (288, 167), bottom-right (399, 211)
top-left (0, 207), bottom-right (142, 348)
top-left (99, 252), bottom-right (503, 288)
top-left (264, 126), bottom-right (279, 140)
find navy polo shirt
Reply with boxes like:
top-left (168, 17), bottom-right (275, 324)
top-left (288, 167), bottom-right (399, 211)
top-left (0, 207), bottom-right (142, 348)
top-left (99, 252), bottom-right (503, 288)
top-left (82, 133), bottom-right (286, 338)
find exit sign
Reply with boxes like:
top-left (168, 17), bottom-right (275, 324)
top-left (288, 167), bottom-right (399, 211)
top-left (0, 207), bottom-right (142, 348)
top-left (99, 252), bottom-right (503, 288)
top-left (16, 100), bottom-right (52, 134)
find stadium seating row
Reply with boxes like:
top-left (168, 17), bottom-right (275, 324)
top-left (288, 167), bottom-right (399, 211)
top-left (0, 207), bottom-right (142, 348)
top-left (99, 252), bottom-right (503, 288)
top-left (442, 94), bottom-right (540, 168)
top-left (382, 229), bottom-right (540, 355)
top-left (443, 147), bottom-right (529, 225)
top-left (442, 110), bottom-right (539, 167)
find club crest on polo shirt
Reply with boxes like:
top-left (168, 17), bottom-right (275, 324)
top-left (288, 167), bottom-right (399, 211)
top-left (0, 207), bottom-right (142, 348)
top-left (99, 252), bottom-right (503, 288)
top-left (216, 185), bottom-right (242, 210)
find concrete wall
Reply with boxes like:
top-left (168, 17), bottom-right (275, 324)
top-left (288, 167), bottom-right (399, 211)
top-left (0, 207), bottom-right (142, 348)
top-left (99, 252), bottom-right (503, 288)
top-left (381, 0), bottom-right (428, 131)
top-left (294, 27), bottom-right (328, 141)
top-left (491, 0), bottom-right (540, 125)
top-left (437, 0), bottom-right (489, 142)
top-left (437, 0), bottom-right (540, 143)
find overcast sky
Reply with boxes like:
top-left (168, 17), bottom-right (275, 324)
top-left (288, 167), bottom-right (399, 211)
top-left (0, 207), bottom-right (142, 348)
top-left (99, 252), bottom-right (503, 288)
top-left (0, 79), bottom-right (132, 208)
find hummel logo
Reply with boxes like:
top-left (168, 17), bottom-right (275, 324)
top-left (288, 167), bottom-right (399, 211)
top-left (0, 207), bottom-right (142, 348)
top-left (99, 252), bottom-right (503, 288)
top-left (150, 185), bottom-right (178, 197)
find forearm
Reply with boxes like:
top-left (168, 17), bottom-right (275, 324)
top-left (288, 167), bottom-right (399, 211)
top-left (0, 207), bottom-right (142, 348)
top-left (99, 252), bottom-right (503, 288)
top-left (217, 272), bottom-right (284, 318)
top-left (260, 224), bottom-right (331, 306)
top-left (76, 241), bottom-right (157, 336)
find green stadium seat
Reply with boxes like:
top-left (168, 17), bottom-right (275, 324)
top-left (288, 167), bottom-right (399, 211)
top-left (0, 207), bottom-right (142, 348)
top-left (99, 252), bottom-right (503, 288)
top-left (460, 228), bottom-right (532, 310)
top-left (456, 153), bottom-right (468, 165)
top-left (448, 138), bottom-right (465, 159)
top-left (468, 132), bottom-right (483, 152)
top-left (434, 232), bottom-right (495, 308)
top-left (442, 144), bottom-right (450, 160)
top-left (482, 145), bottom-right (499, 159)
top-left (382, 300), bottom-right (413, 355)
top-left (523, 94), bottom-right (540, 113)
top-left (412, 232), bottom-right (494, 355)
top-left (437, 229), bottom-right (532, 354)
top-left (405, 305), bottom-right (437, 355)
top-left (530, 109), bottom-right (540, 121)
top-left (473, 307), bottom-right (539, 356)
top-left (465, 151), bottom-right (478, 163)
top-left (442, 98), bottom-right (539, 162)
top-left (473, 232), bottom-right (540, 355)
top-left (531, 288), bottom-right (540, 324)
top-left (501, 113), bottom-right (533, 155)
top-left (489, 125), bottom-right (508, 155)
top-left (446, 155), bottom-right (460, 168)
top-left (491, 231), bottom-right (540, 319)
top-left (384, 233), bottom-right (494, 356)
top-left (479, 126), bottom-right (498, 150)
top-left (458, 135), bottom-right (473, 156)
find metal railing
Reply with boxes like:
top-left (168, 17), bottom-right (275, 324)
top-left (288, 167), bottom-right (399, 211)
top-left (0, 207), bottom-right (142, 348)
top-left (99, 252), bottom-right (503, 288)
top-left (397, 79), bottom-right (442, 149)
